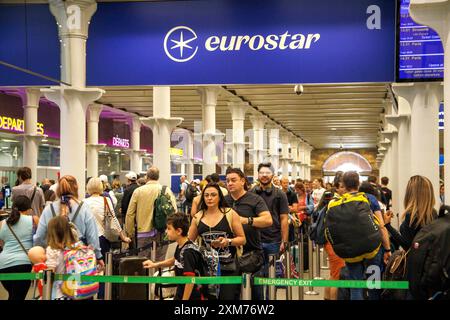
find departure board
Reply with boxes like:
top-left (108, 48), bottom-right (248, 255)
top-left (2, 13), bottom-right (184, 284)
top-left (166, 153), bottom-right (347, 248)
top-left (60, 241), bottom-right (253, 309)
top-left (398, 0), bottom-right (444, 81)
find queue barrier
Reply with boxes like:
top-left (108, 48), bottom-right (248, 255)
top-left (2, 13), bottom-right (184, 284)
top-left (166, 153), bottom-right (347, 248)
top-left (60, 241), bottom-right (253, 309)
top-left (0, 272), bottom-right (409, 289)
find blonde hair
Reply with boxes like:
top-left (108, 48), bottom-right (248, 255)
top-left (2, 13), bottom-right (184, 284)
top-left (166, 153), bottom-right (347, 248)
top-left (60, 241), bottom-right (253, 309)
top-left (86, 177), bottom-right (104, 195)
top-left (403, 175), bottom-right (436, 228)
top-left (47, 216), bottom-right (77, 250)
top-left (112, 179), bottom-right (121, 190)
top-left (57, 175), bottom-right (80, 216)
top-left (199, 180), bottom-right (208, 191)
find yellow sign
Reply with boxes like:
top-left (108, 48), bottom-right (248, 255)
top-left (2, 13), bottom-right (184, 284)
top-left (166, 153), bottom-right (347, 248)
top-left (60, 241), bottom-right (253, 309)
top-left (170, 148), bottom-right (183, 156)
top-left (0, 116), bottom-right (45, 135)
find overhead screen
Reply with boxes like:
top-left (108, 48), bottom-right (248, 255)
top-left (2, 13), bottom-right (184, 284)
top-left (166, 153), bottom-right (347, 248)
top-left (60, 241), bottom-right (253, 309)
top-left (397, 0), bottom-right (444, 82)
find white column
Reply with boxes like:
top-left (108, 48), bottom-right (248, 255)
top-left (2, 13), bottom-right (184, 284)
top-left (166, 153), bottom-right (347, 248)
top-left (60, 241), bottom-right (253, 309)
top-left (86, 104), bottom-right (105, 178)
top-left (382, 130), bottom-right (399, 225)
top-left (393, 83), bottom-right (442, 209)
top-left (228, 101), bottom-right (249, 170)
top-left (249, 114), bottom-right (267, 179)
top-left (22, 88), bottom-right (42, 184)
top-left (198, 87), bottom-right (221, 177)
top-left (126, 116), bottom-right (145, 175)
top-left (304, 145), bottom-right (313, 180)
top-left (268, 126), bottom-right (280, 173)
top-left (290, 139), bottom-right (299, 181)
top-left (409, 0), bottom-right (449, 203)
top-left (141, 87), bottom-right (183, 188)
top-left (298, 142), bottom-right (306, 180)
top-left (386, 96), bottom-right (411, 214)
top-left (42, 0), bottom-right (104, 198)
top-left (186, 131), bottom-right (195, 181)
top-left (280, 132), bottom-right (291, 178)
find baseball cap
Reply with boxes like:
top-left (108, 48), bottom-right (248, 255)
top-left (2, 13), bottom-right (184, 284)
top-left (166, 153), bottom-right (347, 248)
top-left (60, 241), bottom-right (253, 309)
top-left (99, 175), bottom-right (108, 183)
top-left (125, 171), bottom-right (137, 181)
top-left (194, 179), bottom-right (201, 184)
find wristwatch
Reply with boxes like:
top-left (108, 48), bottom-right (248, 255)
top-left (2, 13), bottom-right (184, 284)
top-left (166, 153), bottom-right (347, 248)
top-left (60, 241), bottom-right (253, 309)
top-left (248, 217), bottom-right (254, 226)
top-left (228, 238), bottom-right (233, 247)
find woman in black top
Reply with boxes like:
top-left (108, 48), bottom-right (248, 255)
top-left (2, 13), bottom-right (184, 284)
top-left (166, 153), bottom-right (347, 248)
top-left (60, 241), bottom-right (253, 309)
top-left (384, 175), bottom-right (437, 250)
top-left (188, 183), bottom-right (246, 300)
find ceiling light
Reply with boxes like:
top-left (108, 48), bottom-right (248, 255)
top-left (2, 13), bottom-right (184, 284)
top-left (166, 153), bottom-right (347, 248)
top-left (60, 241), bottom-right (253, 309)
top-left (1, 139), bottom-right (18, 143)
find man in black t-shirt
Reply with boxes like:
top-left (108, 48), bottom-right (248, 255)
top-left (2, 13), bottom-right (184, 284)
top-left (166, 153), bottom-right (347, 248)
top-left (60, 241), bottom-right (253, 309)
top-left (380, 176), bottom-right (392, 210)
top-left (224, 167), bottom-right (272, 300)
top-left (143, 213), bottom-right (205, 300)
top-left (250, 164), bottom-right (290, 288)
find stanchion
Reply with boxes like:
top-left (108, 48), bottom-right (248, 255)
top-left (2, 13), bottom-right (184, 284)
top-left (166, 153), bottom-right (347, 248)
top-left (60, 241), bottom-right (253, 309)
top-left (149, 241), bottom-right (157, 300)
top-left (305, 236), bottom-right (319, 295)
top-left (104, 252), bottom-right (113, 300)
top-left (268, 254), bottom-right (276, 300)
top-left (314, 244), bottom-right (323, 280)
top-left (285, 243), bottom-right (292, 300)
top-left (321, 246), bottom-right (329, 270)
top-left (241, 273), bottom-right (252, 300)
top-left (42, 269), bottom-right (53, 300)
top-left (297, 228), bottom-right (304, 300)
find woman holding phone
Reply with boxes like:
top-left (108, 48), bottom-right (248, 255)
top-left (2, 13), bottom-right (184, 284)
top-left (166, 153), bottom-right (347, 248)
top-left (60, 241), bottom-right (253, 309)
top-left (188, 183), bottom-right (246, 300)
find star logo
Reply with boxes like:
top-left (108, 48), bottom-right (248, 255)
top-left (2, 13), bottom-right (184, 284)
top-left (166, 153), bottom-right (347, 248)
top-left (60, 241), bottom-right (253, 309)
top-left (164, 26), bottom-right (199, 63)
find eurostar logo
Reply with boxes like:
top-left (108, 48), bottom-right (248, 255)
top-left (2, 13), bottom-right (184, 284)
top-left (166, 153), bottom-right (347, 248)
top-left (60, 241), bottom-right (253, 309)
top-left (164, 26), bottom-right (199, 63)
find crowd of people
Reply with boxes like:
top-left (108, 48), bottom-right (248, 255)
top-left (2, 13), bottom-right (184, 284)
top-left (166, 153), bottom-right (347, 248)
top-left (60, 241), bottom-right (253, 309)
top-left (0, 164), bottom-right (448, 301)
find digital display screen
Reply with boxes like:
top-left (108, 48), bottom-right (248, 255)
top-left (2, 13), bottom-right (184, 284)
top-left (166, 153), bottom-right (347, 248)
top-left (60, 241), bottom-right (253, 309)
top-left (398, 0), bottom-right (444, 81)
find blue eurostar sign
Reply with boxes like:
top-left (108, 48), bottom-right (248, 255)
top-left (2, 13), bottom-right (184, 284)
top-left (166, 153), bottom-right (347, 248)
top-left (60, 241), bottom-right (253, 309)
top-left (0, 0), bottom-right (396, 86)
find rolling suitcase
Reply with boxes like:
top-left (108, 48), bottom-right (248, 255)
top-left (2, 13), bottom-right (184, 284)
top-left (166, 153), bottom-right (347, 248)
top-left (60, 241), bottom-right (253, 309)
top-left (117, 256), bottom-right (148, 300)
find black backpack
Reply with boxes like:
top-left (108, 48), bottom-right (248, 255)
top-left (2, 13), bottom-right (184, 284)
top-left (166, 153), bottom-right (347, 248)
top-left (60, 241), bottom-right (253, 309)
top-left (407, 206), bottom-right (450, 300)
top-left (185, 184), bottom-right (197, 202)
top-left (324, 192), bottom-right (382, 263)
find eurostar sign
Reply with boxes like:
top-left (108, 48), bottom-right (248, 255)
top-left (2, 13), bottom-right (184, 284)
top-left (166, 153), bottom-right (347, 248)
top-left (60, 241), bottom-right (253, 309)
top-left (164, 26), bottom-right (321, 63)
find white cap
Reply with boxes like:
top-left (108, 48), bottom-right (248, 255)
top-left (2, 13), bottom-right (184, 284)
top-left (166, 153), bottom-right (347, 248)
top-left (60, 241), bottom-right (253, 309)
top-left (99, 175), bottom-right (108, 183)
top-left (125, 171), bottom-right (137, 181)
top-left (194, 179), bottom-right (201, 184)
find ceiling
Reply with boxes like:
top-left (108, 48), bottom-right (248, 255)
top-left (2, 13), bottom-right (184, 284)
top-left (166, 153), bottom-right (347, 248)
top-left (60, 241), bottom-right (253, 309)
top-left (97, 83), bottom-right (393, 150)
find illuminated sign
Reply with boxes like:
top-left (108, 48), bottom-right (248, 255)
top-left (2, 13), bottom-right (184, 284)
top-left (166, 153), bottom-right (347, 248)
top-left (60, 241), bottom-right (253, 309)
top-left (170, 148), bottom-right (183, 157)
top-left (0, 116), bottom-right (45, 135)
top-left (112, 135), bottom-right (130, 148)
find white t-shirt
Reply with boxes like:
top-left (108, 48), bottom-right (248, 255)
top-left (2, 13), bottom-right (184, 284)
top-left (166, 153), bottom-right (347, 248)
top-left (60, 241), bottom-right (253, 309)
top-left (83, 196), bottom-right (122, 237)
top-left (46, 246), bottom-right (65, 299)
top-left (180, 182), bottom-right (188, 201)
top-left (312, 188), bottom-right (326, 207)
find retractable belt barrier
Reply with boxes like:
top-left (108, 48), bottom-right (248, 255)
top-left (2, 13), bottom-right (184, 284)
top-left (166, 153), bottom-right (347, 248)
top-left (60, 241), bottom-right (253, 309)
top-left (0, 273), bottom-right (409, 289)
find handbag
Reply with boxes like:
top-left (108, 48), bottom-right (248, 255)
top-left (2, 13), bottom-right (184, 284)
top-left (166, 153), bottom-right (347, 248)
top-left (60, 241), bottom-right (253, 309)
top-left (220, 256), bottom-right (238, 273)
top-left (103, 197), bottom-right (120, 242)
top-left (381, 249), bottom-right (409, 300)
top-left (238, 250), bottom-right (264, 274)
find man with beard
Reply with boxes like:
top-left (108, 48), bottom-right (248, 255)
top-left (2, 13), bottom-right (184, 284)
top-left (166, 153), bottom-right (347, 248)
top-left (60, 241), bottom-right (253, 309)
top-left (224, 167), bottom-right (272, 300)
top-left (250, 163), bottom-right (289, 287)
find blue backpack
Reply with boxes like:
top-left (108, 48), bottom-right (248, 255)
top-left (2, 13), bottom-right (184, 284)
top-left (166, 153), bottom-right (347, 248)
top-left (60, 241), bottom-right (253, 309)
top-left (309, 206), bottom-right (327, 245)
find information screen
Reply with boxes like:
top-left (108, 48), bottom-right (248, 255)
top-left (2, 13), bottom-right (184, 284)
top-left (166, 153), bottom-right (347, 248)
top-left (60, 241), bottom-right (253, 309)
top-left (398, 0), bottom-right (444, 81)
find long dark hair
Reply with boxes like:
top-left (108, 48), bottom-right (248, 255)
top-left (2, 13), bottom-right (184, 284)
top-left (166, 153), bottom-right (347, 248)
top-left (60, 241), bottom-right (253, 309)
top-left (8, 195), bottom-right (32, 226)
top-left (199, 183), bottom-right (229, 215)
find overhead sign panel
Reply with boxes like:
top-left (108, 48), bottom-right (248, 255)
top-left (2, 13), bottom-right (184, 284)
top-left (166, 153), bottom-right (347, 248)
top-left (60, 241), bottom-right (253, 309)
top-left (397, 0), bottom-right (444, 81)
top-left (0, 4), bottom-right (59, 86)
top-left (88, 0), bottom-right (396, 85)
top-left (1, 0), bottom-right (396, 86)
